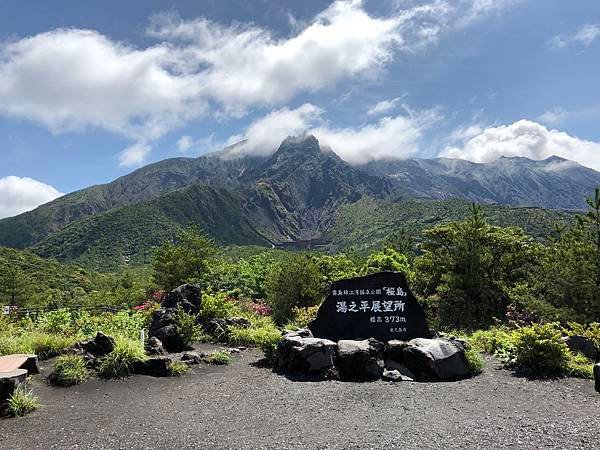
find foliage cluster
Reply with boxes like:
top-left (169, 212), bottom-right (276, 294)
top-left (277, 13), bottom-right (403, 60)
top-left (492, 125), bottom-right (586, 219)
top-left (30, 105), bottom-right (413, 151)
top-left (5, 385), bottom-right (40, 417)
top-left (49, 355), bottom-right (89, 387)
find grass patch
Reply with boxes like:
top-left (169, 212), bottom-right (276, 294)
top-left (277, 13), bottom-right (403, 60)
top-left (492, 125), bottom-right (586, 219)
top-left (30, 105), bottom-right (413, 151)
top-left (169, 360), bottom-right (191, 376)
top-left (6, 385), bottom-right (40, 417)
top-left (97, 337), bottom-right (148, 379)
top-left (206, 350), bottom-right (232, 365)
top-left (49, 355), bottom-right (89, 387)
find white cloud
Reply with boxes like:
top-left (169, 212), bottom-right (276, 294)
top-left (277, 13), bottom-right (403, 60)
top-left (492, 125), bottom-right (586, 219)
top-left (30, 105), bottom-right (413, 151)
top-left (314, 110), bottom-right (440, 164)
top-left (0, 176), bottom-right (63, 219)
top-left (177, 135), bottom-right (193, 153)
top-left (550, 24), bottom-right (600, 49)
top-left (538, 107), bottom-right (569, 126)
top-left (367, 97), bottom-right (401, 116)
top-left (440, 119), bottom-right (600, 171)
top-left (0, 0), bottom-right (523, 167)
top-left (228, 103), bottom-right (440, 165)
top-left (225, 104), bottom-right (324, 157)
top-left (118, 142), bottom-right (152, 167)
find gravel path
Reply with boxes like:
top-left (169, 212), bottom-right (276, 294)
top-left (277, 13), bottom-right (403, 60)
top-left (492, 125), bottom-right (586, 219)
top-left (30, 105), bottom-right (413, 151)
top-left (1, 346), bottom-right (599, 450)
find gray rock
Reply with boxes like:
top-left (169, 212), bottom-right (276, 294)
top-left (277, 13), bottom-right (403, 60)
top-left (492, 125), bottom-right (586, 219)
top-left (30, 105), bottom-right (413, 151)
top-left (134, 356), bottom-right (173, 377)
top-left (145, 336), bottom-right (164, 356)
top-left (148, 309), bottom-right (186, 352)
top-left (562, 335), bottom-right (598, 360)
top-left (276, 334), bottom-right (337, 373)
top-left (594, 363), bottom-right (600, 393)
top-left (402, 338), bottom-right (470, 381)
top-left (74, 332), bottom-right (115, 358)
top-left (181, 351), bottom-right (203, 365)
top-left (382, 369), bottom-right (403, 381)
top-left (385, 360), bottom-right (415, 381)
top-left (10, 354), bottom-right (39, 375)
top-left (336, 338), bottom-right (385, 381)
top-left (385, 340), bottom-right (407, 363)
top-left (162, 284), bottom-right (202, 314)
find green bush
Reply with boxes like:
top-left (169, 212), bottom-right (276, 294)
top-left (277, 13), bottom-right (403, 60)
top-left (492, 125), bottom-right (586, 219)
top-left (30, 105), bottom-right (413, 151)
top-left (49, 355), bottom-right (89, 387)
top-left (206, 350), bottom-right (231, 365)
top-left (174, 306), bottom-right (202, 348)
top-left (266, 253), bottom-right (323, 325)
top-left (469, 327), bottom-right (517, 363)
top-left (169, 360), bottom-right (191, 376)
top-left (512, 323), bottom-right (570, 373)
top-left (98, 337), bottom-right (148, 379)
top-left (198, 292), bottom-right (241, 322)
top-left (228, 317), bottom-right (281, 349)
top-left (464, 346), bottom-right (485, 375)
top-left (5, 385), bottom-right (40, 417)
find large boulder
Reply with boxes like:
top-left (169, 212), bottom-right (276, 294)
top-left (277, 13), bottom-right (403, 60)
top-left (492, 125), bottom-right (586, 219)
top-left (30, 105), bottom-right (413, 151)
top-left (275, 333), bottom-right (337, 374)
top-left (134, 356), bottom-right (173, 377)
top-left (148, 308), bottom-right (184, 352)
top-left (402, 338), bottom-right (470, 381)
top-left (162, 284), bottom-right (202, 314)
top-left (73, 332), bottom-right (115, 358)
top-left (562, 335), bottom-right (598, 360)
top-left (594, 363), bottom-right (600, 393)
top-left (336, 338), bottom-right (385, 381)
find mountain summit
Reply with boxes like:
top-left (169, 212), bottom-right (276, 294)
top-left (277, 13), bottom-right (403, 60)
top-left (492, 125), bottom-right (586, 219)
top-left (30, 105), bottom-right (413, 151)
top-left (0, 135), bottom-right (598, 267)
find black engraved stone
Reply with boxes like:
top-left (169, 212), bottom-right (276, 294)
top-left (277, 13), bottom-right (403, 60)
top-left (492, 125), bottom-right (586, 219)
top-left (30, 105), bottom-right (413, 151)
top-left (308, 271), bottom-right (430, 342)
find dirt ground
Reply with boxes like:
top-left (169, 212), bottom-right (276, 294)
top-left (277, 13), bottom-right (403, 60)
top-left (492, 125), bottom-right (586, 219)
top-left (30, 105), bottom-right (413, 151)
top-left (1, 345), bottom-right (599, 450)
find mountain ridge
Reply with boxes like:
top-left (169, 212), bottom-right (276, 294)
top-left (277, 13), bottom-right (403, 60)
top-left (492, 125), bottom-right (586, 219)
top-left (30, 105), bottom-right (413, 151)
top-left (0, 135), bottom-right (597, 263)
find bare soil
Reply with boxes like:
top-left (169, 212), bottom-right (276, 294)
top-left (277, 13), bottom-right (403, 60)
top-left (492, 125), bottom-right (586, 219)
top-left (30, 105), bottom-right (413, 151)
top-left (1, 345), bottom-right (599, 450)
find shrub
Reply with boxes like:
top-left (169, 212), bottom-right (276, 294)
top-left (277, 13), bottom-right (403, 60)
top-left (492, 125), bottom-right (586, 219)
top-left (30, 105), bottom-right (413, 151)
top-left (464, 346), bottom-right (485, 376)
top-left (565, 352), bottom-right (594, 378)
top-left (512, 323), bottom-right (570, 374)
top-left (98, 337), bottom-right (148, 379)
top-left (198, 293), bottom-right (241, 322)
top-left (266, 253), bottom-right (323, 325)
top-left (6, 385), bottom-right (40, 417)
top-left (174, 306), bottom-right (202, 348)
top-left (169, 360), bottom-right (191, 376)
top-left (291, 305), bottom-right (319, 328)
top-left (49, 355), bottom-right (89, 387)
top-left (206, 350), bottom-right (231, 365)
top-left (228, 318), bottom-right (281, 349)
top-left (469, 327), bottom-right (516, 363)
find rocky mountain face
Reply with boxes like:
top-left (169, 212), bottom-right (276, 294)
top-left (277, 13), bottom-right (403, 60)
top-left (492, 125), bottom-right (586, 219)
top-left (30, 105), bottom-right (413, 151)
top-left (362, 155), bottom-right (600, 210)
top-left (0, 134), bottom-right (597, 268)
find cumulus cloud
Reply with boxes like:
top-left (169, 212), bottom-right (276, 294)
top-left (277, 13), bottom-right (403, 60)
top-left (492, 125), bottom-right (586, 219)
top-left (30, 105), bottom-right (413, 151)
top-left (0, 0), bottom-right (523, 167)
top-left (440, 119), bottom-right (600, 171)
top-left (0, 176), bottom-right (63, 218)
top-left (550, 24), bottom-right (600, 49)
top-left (367, 97), bottom-right (401, 116)
top-left (227, 103), bottom-right (440, 164)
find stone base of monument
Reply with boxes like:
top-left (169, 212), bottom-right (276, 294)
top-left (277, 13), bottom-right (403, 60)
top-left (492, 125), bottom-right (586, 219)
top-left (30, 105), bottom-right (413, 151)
top-left (274, 329), bottom-right (472, 382)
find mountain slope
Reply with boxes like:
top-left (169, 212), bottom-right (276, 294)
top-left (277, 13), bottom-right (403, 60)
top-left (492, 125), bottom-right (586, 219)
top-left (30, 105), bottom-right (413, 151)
top-left (32, 185), bottom-right (269, 271)
top-left (362, 156), bottom-right (600, 210)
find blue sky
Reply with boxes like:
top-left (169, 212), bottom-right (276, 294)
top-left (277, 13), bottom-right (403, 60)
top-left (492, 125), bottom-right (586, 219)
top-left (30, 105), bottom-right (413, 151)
top-left (0, 0), bottom-right (599, 218)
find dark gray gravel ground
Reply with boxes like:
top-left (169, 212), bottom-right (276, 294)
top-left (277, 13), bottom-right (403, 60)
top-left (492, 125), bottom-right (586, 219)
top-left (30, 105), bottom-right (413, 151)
top-left (1, 345), bottom-right (599, 450)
